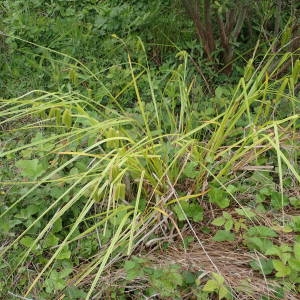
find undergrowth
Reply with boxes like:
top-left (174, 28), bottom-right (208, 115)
top-left (0, 39), bottom-right (300, 299)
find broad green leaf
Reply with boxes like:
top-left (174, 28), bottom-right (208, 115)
top-left (291, 216), bottom-right (300, 232)
top-left (65, 286), bottom-right (87, 299)
top-left (124, 258), bottom-right (145, 280)
top-left (289, 197), bottom-right (300, 208)
top-left (212, 273), bottom-right (225, 285)
top-left (15, 159), bottom-right (46, 179)
top-left (173, 202), bottom-right (203, 222)
top-left (212, 216), bottom-right (226, 226)
top-left (212, 230), bottom-right (235, 242)
top-left (94, 15), bottom-right (106, 27)
top-left (270, 191), bottom-right (289, 209)
top-left (44, 277), bottom-right (65, 293)
top-left (43, 234), bottom-right (59, 248)
top-left (114, 183), bottom-right (126, 201)
top-left (235, 207), bottom-right (256, 218)
top-left (272, 260), bottom-right (291, 277)
top-left (219, 285), bottom-right (229, 300)
top-left (294, 242), bottom-right (300, 261)
top-left (265, 245), bottom-right (281, 256)
top-left (56, 246), bottom-right (71, 260)
top-left (183, 161), bottom-right (198, 179)
top-left (187, 203), bottom-right (204, 222)
top-left (289, 257), bottom-right (300, 271)
top-left (202, 279), bottom-right (218, 292)
top-left (249, 258), bottom-right (274, 275)
top-left (245, 237), bottom-right (274, 253)
top-left (265, 245), bottom-right (291, 264)
top-left (20, 236), bottom-right (35, 248)
top-left (246, 226), bottom-right (278, 238)
top-left (223, 212), bottom-right (231, 219)
top-left (208, 187), bottom-right (230, 209)
top-left (224, 220), bottom-right (233, 231)
top-left (52, 218), bottom-right (63, 233)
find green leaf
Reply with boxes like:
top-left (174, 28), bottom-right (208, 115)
top-left (212, 216), bottom-right (226, 226)
top-left (270, 192), bottom-right (289, 209)
top-left (219, 285), bottom-right (229, 299)
top-left (173, 201), bottom-right (203, 222)
top-left (265, 245), bottom-right (281, 256)
top-left (246, 226), bottom-right (278, 238)
top-left (291, 216), bottom-right (300, 232)
top-left (43, 233), bottom-right (59, 248)
top-left (182, 270), bottom-right (196, 285)
top-left (20, 236), bottom-right (35, 248)
top-left (208, 187), bottom-right (230, 209)
top-left (289, 197), bottom-right (300, 208)
top-left (202, 279), bottom-right (218, 292)
top-left (44, 277), bottom-right (66, 293)
top-left (124, 257), bottom-right (146, 280)
top-left (15, 159), bottom-right (46, 179)
top-left (212, 230), bottom-right (235, 242)
top-left (224, 220), bottom-right (233, 231)
top-left (95, 15), bottom-right (106, 27)
top-left (294, 242), bottom-right (300, 261)
top-left (245, 237), bottom-right (274, 253)
top-left (183, 161), bottom-right (198, 179)
top-left (187, 203), bottom-right (204, 222)
top-left (249, 258), bottom-right (274, 275)
top-left (56, 246), bottom-right (71, 260)
top-left (289, 257), bottom-right (300, 271)
top-left (114, 183), bottom-right (126, 201)
top-left (235, 207), bottom-right (256, 218)
top-left (52, 218), bottom-right (63, 233)
top-left (65, 286), bottom-right (87, 299)
top-left (212, 273), bottom-right (225, 285)
top-left (223, 212), bottom-right (231, 219)
top-left (259, 187), bottom-right (272, 196)
top-left (272, 260), bottom-right (291, 277)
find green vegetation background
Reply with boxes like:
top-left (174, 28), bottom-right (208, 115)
top-left (0, 1), bottom-right (299, 299)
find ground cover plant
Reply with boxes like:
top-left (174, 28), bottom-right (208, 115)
top-left (0, 1), bottom-right (300, 299)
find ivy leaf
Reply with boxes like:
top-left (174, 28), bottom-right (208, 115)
top-left (16, 159), bottom-right (46, 179)
top-left (272, 260), bottom-right (291, 277)
top-left (212, 230), bottom-right (235, 242)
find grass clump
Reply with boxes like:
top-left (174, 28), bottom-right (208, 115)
top-left (0, 41), bottom-right (299, 299)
